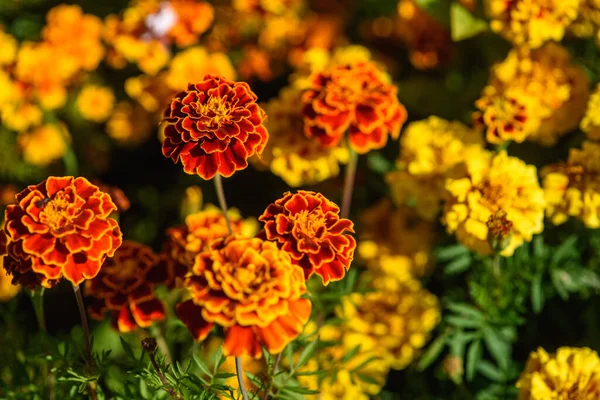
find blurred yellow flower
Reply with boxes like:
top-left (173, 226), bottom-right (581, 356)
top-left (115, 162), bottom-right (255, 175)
top-left (42, 4), bottom-right (104, 71)
top-left (17, 124), bottom-right (69, 167)
top-left (386, 116), bottom-right (483, 220)
top-left (106, 101), bottom-right (152, 146)
top-left (76, 85), bottom-right (116, 123)
top-left (569, 0), bottom-right (600, 37)
top-left (0, 28), bottom-right (17, 66)
top-left (517, 347), bottom-right (600, 400)
top-left (485, 0), bottom-right (579, 48)
top-left (443, 149), bottom-right (545, 256)
top-left (1, 231), bottom-right (20, 303)
top-left (541, 141), bottom-right (600, 228)
top-left (2, 102), bottom-right (43, 133)
top-left (255, 86), bottom-right (348, 187)
top-left (165, 47), bottom-right (236, 91)
top-left (168, 0), bottom-right (214, 47)
top-left (319, 370), bottom-right (369, 400)
top-left (581, 84), bottom-right (600, 141)
top-left (125, 72), bottom-right (172, 113)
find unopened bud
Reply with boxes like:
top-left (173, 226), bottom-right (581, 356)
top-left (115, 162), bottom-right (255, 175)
top-left (442, 355), bottom-right (464, 384)
top-left (486, 209), bottom-right (513, 253)
top-left (142, 337), bottom-right (157, 353)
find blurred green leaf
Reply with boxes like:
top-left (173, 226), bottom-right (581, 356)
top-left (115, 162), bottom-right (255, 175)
top-left (450, 3), bottom-right (487, 42)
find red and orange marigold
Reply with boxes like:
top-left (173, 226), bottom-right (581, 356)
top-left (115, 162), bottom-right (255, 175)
top-left (1, 177), bottom-right (122, 288)
top-left (176, 236), bottom-right (311, 358)
top-left (161, 75), bottom-right (269, 179)
top-left (301, 61), bottom-right (407, 154)
top-left (258, 191), bottom-right (356, 285)
top-left (87, 240), bottom-right (168, 333)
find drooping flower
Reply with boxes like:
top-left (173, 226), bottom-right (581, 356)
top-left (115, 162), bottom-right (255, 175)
top-left (254, 86), bottom-right (349, 187)
top-left (17, 124), bottom-right (69, 168)
top-left (162, 204), bottom-right (258, 285)
top-left (259, 191), bottom-right (356, 285)
top-left (516, 347), bottom-right (600, 400)
top-left (385, 116), bottom-right (483, 220)
top-left (87, 241), bottom-right (167, 333)
top-left (301, 61), bottom-right (407, 154)
top-left (442, 150), bottom-right (545, 256)
top-left (176, 236), bottom-right (311, 358)
top-left (76, 85), bottom-right (116, 123)
top-left (160, 75), bottom-right (269, 179)
top-left (2, 177), bottom-right (122, 288)
top-left (541, 141), bottom-right (600, 228)
top-left (581, 84), bottom-right (600, 141)
top-left (485, 0), bottom-right (580, 48)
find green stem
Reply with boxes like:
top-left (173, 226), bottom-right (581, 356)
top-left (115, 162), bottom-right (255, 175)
top-left (63, 146), bottom-right (79, 176)
top-left (213, 174), bottom-right (233, 235)
top-left (492, 254), bottom-right (501, 279)
top-left (151, 324), bottom-right (173, 365)
top-left (28, 287), bottom-right (46, 332)
top-left (72, 284), bottom-right (96, 399)
top-left (340, 148), bottom-right (358, 219)
top-left (236, 356), bottom-right (249, 400)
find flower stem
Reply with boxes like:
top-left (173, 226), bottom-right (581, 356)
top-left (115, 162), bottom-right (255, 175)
top-left (28, 287), bottom-right (46, 332)
top-left (63, 146), bottom-right (79, 176)
top-left (236, 356), bottom-right (249, 400)
top-left (263, 351), bottom-right (283, 400)
top-left (151, 324), bottom-right (173, 365)
top-left (143, 338), bottom-right (182, 399)
top-left (492, 254), bottom-right (501, 279)
top-left (72, 284), bottom-right (97, 400)
top-left (341, 147), bottom-right (358, 219)
top-left (213, 174), bottom-right (233, 235)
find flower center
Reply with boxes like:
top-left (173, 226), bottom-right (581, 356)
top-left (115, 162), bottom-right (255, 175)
top-left (295, 210), bottom-right (326, 238)
top-left (489, 97), bottom-right (524, 126)
top-left (196, 96), bottom-right (231, 126)
top-left (38, 193), bottom-right (72, 232)
top-left (113, 259), bottom-right (140, 281)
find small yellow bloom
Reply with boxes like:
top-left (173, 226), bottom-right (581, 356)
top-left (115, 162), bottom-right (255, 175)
top-left (2, 102), bottom-right (43, 133)
top-left (0, 27), bottom-right (17, 66)
top-left (581, 83), bottom-right (600, 141)
top-left (570, 0), bottom-right (600, 37)
top-left (76, 85), bottom-right (115, 123)
top-left (517, 347), bottom-right (600, 400)
top-left (17, 124), bottom-right (69, 167)
top-left (125, 72), bottom-right (172, 113)
top-left (106, 101), bottom-right (152, 147)
top-left (165, 47), bottom-right (235, 91)
top-left (320, 370), bottom-right (369, 400)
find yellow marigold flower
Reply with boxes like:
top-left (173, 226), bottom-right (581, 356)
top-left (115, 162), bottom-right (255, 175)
top-left (541, 141), bottom-right (600, 228)
top-left (254, 86), bottom-right (348, 187)
top-left (581, 84), bottom-right (600, 141)
top-left (386, 116), bottom-right (483, 220)
top-left (570, 0), bottom-right (600, 37)
top-left (17, 124), bottom-right (69, 167)
top-left (443, 149), bottom-right (545, 256)
top-left (485, 0), bottom-right (580, 48)
top-left (358, 198), bottom-right (435, 277)
top-left (42, 4), bottom-right (104, 71)
top-left (517, 347), bottom-right (600, 400)
top-left (76, 85), bottom-right (115, 123)
top-left (2, 102), bottom-right (43, 133)
top-left (319, 370), bottom-right (369, 400)
top-left (165, 47), bottom-right (235, 91)
top-left (482, 44), bottom-right (589, 147)
top-left (0, 71), bottom-right (18, 108)
top-left (125, 72), bottom-right (172, 113)
top-left (106, 102), bottom-right (152, 146)
top-left (338, 276), bottom-right (441, 370)
top-left (0, 27), bottom-right (17, 66)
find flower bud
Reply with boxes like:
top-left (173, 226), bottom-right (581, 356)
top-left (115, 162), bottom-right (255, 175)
top-left (486, 209), bottom-right (513, 253)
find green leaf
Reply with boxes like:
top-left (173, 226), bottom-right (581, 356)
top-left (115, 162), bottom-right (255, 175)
top-left (450, 3), bottom-right (487, 41)
top-left (213, 372), bottom-right (237, 379)
top-left (282, 386), bottom-right (321, 395)
top-left (296, 338), bottom-right (319, 370)
top-left (119, 337), bottom-right (135, 360)
top-left (445, 316), bottom-right (484, 328)
top-left (417, 333), bottom-right (446, 371)
top-left (482, 326), bottom-right (510, 370)
top-left (446, 303), bottom-right (486, 321)
top-left (213, 346), bottom-right (225, 374)
top-left (444, 255), bottom-right (473, 275)
top-left (551, 236), bottom-right (578, 265)
top-left (466, 340), bottom-right (482, 381)
top-left (367, 151), bottom-right (394, 174)
top-left (551, 269), bottom-right (571, 300)
top-left (414, 0), bottom-right (451, 24)
top-left (531, 274), bottom-right (544, 314)
top-left (436, 244), bottom-right (470, 262)
top-left (477, 360), bottom-right (505, 383)
top-left (340, 344), bottom-right (361, 364)
top-left (193, 354), bottom-right (212, 377)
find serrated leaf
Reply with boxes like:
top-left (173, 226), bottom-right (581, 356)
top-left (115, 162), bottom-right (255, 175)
top-left (450, 3), bottom-right (487, 41)
top-left (446, 303), bottom-right (486, 321)
top-left (444, 255), bottom-right (472, 275)
top-left (417, 333), bottom-right (446, 371)
top-left (340, 344), bottom-right (361, 364)
top-left (213, 346), bottom-right (224, 374)
top-left (296, 339), bottom-right (319, 370)
top-left (482, 326), bottom-right (510, 370)
top-left (477, 360), bottom-right (505, 383)
top-left (445, 316), bottom-right (484, 328)
top-left (466, 340), bottom-right (482, 381)
top-left (551, 236), bottom-right (578, 265)
top-left (436, 244), bottom-right (470, 262)
top-left (119, 337), bottom-right (135, 360)
top-left (531, 274), bottom-right (544, 314)
top-left (213, 372), bottom-right (237, 379)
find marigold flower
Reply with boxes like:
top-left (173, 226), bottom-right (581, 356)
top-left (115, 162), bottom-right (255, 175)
top-left (125, 72), bottom-right (173, 114)
top-left (338, 276), bottom-right (440, 370)
top-left (541, 141), bottom-right (600, 228)
top-left (516, 347), bottom-right (600, 400)
top-left (92, 182), bottom-right (131, 213)
top-left (168, 0), bottom-right (214, 47)
top-left (255, 86), bottom-right (349, 187)
top-left (176, 236), bottom-right (311, 358)
top-left (2, 177), bottom-right (122, 288)
top-left (386, 116), bottom-right (483, 220)
top-left (581, 84), bottom-right (600, 141)
top-left (442, 150), bottom-right (545, 256)
top-left (87, 241), bottom-right (167, 332)
top-left (76, 85), bottom-right (116, 123)
top-left (2, 102), bottom-right (43, 133)
top-left (161, 76), bottom-right (269, 179)
top-left (485, 0), bottom-right (580, 48)
top-left (259, 190), bottom-right (356, 285)
top-left (42, 4), bottom-right (104, 71)
top-left (106, 101), bottom-right (153, 147)
top-left (17, 124), bottom-right (69, 168)
top-left (301, 61), bottom-right (407, 154)
top-left (569, 0), bottom-right (600, 38)
top-left (163, 205), bottom-right (258, 285)
top-left (0, 28), bottom-right (17, 66)
top-left (165, 47), bottom-right (236, 92)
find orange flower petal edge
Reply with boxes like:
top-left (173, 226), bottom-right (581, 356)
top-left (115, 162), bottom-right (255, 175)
top-left (258, 190), bottom-right (356, 285)
top-left (2, 177), bottom-right (122, 288)
top-left (161, 75), bottom-right (269, 179)
top-left (176, 236), bottom-right (311, 358)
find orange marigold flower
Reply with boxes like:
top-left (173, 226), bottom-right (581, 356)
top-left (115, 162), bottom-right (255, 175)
top-left (301, 61), bottom-right (407, 154)
top-left (2, 177), bottom-right (122, 288)
top-left (258, 191), bottom-right (356, 285)
top-left (87, 240), bottom-right (167, 333)
top-left (176, 236), bottom-right (311, 358)
top-left (161, 75), bottom-right (269, 179)
top-left (168, 0), bottom-right (214, 47)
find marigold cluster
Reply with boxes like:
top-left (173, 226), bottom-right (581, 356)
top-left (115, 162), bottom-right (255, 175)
top-left (569, 0), bottom-right (600, 38)
top-left (541, 141), bottom-right (600, 228)
top-left (259, 191), bottom-right (356, 285)
top-left (161, 75), bottom-right (269, 179)
top-left (87, 241), bottom-right (168, 332)
top-left (301, 61), bottom-right (407, 154)
top-left (1, 177), bottom-right (122, 288)
top-left (17, 124), bottom-right (69, 168)
top-left (443, 150), bottom-right (545, 256)
top-left (485, 0), bottom-right (580, 48)
top-left (176, 236), bottom-right (311, 358)
top-left (386, 116), bottom-right (483, 220)
top-left (516, 347), bottom-right (600, 400)
top-left (581, 84), bottom-right (600, 141)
